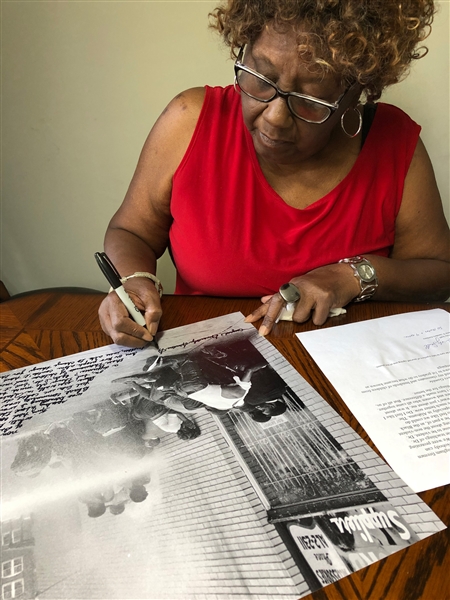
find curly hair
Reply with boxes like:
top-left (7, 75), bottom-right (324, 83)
top-left (209, 0), bottom-right (435, 101)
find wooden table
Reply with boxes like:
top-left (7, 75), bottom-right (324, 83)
top-left (1, 290), bottom-right (449, 600)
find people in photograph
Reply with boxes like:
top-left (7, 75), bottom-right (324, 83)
top-left (176, 373), bottom-right (253, 411)
top-left (183, 349), bottom-right (288, 411)
top-left (86, 502), bottom-right (107, 518)
top-left (10, 409), bottom-right (149, 480)
top-left (129, 483), bottom-right (149, 503)
top-left (175, 417), bottom-right (202, 440)
top-left (242, 364), bottom-right (288, 406)
top-left (109, 503), bottom-right (126, 516)
top-left (10, 425), bottom-right (96, 478)
top-left (197, 340), bottom-right (267, 378)
top-left (246, 399), bottom-right (287, 423)
top-left (10, 432), bottom-right (54, 477)
top-left (111, 358), bottom-right (183, 406)
top-left (97, 0), bottom-right (450, 348)
top-left (130, 389), bottom-right (201, 441)
top-left (170, 351), bottom-right (272, 411)
top-left (114, 343), bottom-right (287, 417)
top-left (120, 366), bottom-right (245, 414)
top-left (107, 474), bottom-right (151, 514)
top-left (79, 487), bottom-right (114, 518)
top-left (178, 342), bottom-right (288, 412)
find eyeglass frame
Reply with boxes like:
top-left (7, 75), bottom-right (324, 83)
top-left (234, 46), bottom-right (352, 124)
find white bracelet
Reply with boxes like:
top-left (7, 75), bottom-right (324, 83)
top-left (108, 272), bottom-right (163, 297)
top-left (122, 272), bottom-right (163, 297)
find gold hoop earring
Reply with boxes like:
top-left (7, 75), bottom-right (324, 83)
top-left (341, 107), bottom-right (362, 138)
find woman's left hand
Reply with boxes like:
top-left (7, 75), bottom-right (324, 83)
top-left (244, 263), bottom-right (360, 335)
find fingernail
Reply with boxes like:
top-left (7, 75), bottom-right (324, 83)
top-left (244, 315), bottom-right (252, 322)
top-left (258, 325), bottom-right (269, 336)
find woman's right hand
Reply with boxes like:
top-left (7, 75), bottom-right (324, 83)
top-left (98, 278), bottom-right (162, 347)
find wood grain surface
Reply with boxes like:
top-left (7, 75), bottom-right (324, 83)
top-left (1, 290), bottom-right (449, 600)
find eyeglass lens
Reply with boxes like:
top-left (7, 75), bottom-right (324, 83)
top-left (235, 68), bottom-right (331, 123)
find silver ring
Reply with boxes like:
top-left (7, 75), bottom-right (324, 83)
top-left (279, 283), bottom-right (300, 304)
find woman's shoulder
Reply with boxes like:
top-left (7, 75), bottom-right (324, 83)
top-left (133, 87), bottom-right (208, 191)
top-left (155, 85), bottom-right (235, 130)
top-left (364, 102), bottom-right (421, 159)
top-left (373, 102), bottom-right (421, 131)
top-left (152, 87), bottom-right (206, 136)
top-left (167, 86), bottom-right (206, 112)
top-left (143, 86), bottom-right (233, 171)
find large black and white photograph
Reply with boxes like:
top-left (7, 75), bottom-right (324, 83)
top-left (0, 314), bottom-right (445, 599)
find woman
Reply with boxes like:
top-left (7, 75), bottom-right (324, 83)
top-left (99, 0), bottom-right (449, 347)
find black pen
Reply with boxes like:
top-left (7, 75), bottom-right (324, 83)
top-left (95, 252), bottom-right (147, 328)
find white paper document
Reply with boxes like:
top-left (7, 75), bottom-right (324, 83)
top-left (1, 313), bottom-right (446, 599)
top-left (297, 309), bottom-right (450, 492)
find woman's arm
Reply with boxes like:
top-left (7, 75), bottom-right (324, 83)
top-left (368, 137), bottom-right (450, 299)
top-left (98, 88), bottom-right (206, 347)
top-left (246, 137), bottom-right (450, 335)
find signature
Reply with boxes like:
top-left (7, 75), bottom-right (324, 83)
top-left (424, 334), bottom-right (450, 350)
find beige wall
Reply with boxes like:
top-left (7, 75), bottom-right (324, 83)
top-left (2, 1), bottom-right (449, 296)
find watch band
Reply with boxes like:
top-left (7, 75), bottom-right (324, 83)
top-left (339, 256), bottom-right (378, 302)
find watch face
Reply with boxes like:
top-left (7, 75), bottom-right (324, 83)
top-left (357, 263), bottom-right (375, 281)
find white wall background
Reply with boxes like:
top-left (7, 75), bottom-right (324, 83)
top-left (2, 1), bottom-right (449, 296)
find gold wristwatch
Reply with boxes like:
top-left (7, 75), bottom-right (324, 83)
top-left (339, 256), bottom-right (378, 302)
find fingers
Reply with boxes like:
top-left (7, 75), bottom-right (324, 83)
top-left (244, 290), bottom-right (325, 335)
top-left (309, 304), bottom-right (331, 326)
top-left (245, 294), bottom-right (285, 336)
top-left (101, 309), bottom-right (151, 348)
top-left (244, 293), bottom-right (275, 323)
top-left (258, 299), bottom-right (284, 335)
top-left (290, 298), bottom-right (316, 325)
top-left (98, 290), bottom-right (161, 348)
top-left (244, 294), bottom-right (274, 323)
top-left (143, 303), bottom-right (163, 338)
top-left (243, 303), bottom-right (269, 324)
top-left (127, 281), bottom-right (162, 338)
top-left (246, 264), bottom-right (357, 334)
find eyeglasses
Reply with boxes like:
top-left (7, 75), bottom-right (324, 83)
top-left (234, 47), bottom-right (349, 124)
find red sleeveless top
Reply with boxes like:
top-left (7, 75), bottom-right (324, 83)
top-left (170, 85), bottom-right (420, 296)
